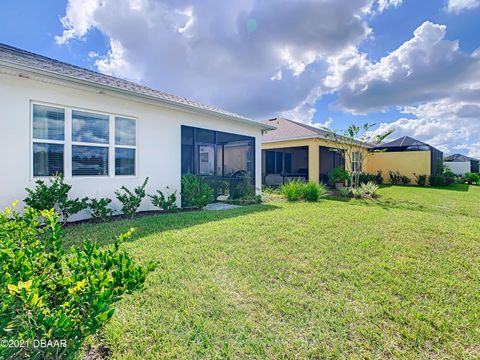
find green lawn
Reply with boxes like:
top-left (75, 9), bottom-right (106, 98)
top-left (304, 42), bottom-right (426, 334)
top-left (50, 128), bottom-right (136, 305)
top-left (64, 184), bottom-right (480, 359)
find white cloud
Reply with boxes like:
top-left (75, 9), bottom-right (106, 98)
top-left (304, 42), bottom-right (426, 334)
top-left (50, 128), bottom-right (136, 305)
top-left (333, 21), bottom-right (480, 113)
top-left (55, 0), bottom-right (400, 119)
top-left (447, 0), bottom-right (480, 13)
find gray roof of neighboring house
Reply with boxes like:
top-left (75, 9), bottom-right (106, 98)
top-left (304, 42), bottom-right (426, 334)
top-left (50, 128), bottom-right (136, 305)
top-left (0, 43), bottom-right (274, 130)
top-left (444, 153), bottom-right (479, 162)
top-left (262, 117), bottom-right (371, 147)
top-left (373, 136), bottom-right (429, 148)
top-left (262, 118), bottom-right (332, 142)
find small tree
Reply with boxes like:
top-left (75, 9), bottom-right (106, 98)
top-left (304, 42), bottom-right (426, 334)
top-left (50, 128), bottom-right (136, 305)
top-left (325, 124), bottom-right (393, 189)
top-left (115, 178), bottom-right (149, 218)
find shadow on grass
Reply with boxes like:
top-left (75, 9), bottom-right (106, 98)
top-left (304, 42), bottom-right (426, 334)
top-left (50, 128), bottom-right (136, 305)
top-left (63, 204), bottom-right (280, 249)
top-left (325, 196), bottom-right (427, 213)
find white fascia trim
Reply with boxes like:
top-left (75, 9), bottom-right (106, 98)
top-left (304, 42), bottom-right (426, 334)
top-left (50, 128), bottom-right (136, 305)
top-left (0, 60), bottom-right (276, 131)
top-left (262, 134), bottom-right (371, 148)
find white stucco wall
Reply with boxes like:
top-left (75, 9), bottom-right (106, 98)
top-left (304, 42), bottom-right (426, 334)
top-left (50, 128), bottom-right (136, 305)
top-left (0, 71), bottom-right (264, 220)
top-left (444, 162), bottom-right (470, 175)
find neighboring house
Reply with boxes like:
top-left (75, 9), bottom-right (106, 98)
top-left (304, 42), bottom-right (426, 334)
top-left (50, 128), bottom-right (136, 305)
top-left (366, 136), bottom-right (444, 182)
top-left (261, 119), bottom-right (443, 185)
top-left (0, 43), bottom-right (274, 218)
top-left (444, 154), bottom-right (480, 175)
top-left (261, 118), bottom-right (369, 185)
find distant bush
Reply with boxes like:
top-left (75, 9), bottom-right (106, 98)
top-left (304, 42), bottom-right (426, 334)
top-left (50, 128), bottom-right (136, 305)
top-left (358, 171), bottom-right (383, 185)
top-left (388, 171), bottom-right (402, 185)
top-left (149, 188), bottom-right (177, 211)
top-left (181, 174), bottom-right (214, 208)
top-left (280, 181), bottom-right (327, 202)
top-left (414, 173), bottom-right (428, 186)
top-left (328, 167), bottom-right (350, 184)
top-left (280, 180), bottom-right (304, 201)
top-left (115, 178), bottom-right (149, 218)
top-left (429, 174), bottom-right (455, 187)
top-left (400, 175), bottom-right (411, 185)
top-left (351, 181), bottom-right (380, 199)
top-left (464, 172), bottom-right (480, 185)
top-left (88, 198), bottom-right (114, 222)
top-left (230, 176), bottom-right (256, 200)
top-left (24, 174), bottom-right (88, 224)
top-left (0, 205), bottom-right (155, 360)
top-left (302, 182), bottom-right (327, 202)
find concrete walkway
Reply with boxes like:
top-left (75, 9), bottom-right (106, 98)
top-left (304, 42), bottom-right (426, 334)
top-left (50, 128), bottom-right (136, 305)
top-left (204, 202), bottom-right (241, 211)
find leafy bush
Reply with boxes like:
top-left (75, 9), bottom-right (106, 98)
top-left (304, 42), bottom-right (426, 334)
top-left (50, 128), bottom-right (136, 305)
top-left (230, 176), bottom-right (256, 200)
top-left (351, 182), bottom-right (380, 199)
top-left (280, 181), bottom-right (327, 202)
top-left (464, 172), bottom-right (480, 185)
top-left (358, 171), bottom-right (383, 185)
top-left (328, 166), bottom-right (350, 184)
top-left (339, 187), bottom-right (351, 198)
top-left (302, 182), bottom-right (327, 202)
top-left (400, 175), bottom-right (411, 185)
top-left (88, 198), bottom-right (114, 222)
top-left (181, 174), bottom-right (214, 208)
top-left (388, 171), bottom-right (402, 185)
top-left (24, 174), bottom-right (88, 224)
top-left (280, 180), bottom-right (304, 201)
top-left (115, 178), bottom-right (149, 218)
top-left (149, 188), bottom-right (178, 211)
top-left (428, 174), bottom-right (454, 187)
top-left (0, 204), bottom-right (155, 360)
top-left (414, 173), bottom-right (428, 186)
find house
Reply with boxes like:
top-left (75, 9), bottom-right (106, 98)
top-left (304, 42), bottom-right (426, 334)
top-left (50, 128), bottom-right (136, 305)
top-left (261, 119), bottom-right (443, 185)
top-left (366, 136), bottom-right (444, 182)
top-left (261, 118), bottom-right (369, 185)
top-left (0, 43), bottom-right (274, 218)
top-left (444, 154), bottom-right (480, 175)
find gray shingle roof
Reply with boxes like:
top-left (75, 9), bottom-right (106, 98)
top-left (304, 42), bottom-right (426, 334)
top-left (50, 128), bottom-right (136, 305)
top-left (444, 153), bottom-right (479, 162)
top-left (0, 43), bottom-right (273, 130)
top-left (262, 118), bottom-right (332, 142)
top-left (373, 136), bottom-right (428, 148)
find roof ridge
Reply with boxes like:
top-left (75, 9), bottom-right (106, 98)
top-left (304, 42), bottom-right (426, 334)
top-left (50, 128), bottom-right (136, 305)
top-left (0, 42), bottom-right (261, 125)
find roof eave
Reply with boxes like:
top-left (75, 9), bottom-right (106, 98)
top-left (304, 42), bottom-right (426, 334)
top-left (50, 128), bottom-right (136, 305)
top-left (0, 60), bottom-right (276, 132)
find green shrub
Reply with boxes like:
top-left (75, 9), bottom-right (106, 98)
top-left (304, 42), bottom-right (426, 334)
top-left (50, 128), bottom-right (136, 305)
top-left (181, 174), bottom-right (214, 208)
top-left (149, 188), bottom-right (178, 211)
top-left (328, 167), bottom-right (350, 184)
top-left (302, 182), bottom-right (327, 202)
top-left (358, 171), bottom-right (383, 185)
top-left (388, 171), bottom-right (402, 185)
top-left (0, 205), bottom-right (155, 360)
top-left (24, 174), bottom-right (88, 224)
top-left (339, 187), bottom-right (351, 198)
top-left (350, 182), bottom-right (380, 199)
top-left (400, 175), bottom-right (411, 185)
top-left (414, 173), bottom-right (428, 186)
top-left (88, 198), bottom-right (114, 222)
top-left (115, 178), bottom-right (149, 218)
top-left (230, 176), bottom-right (256, 200)
top-left (280, 180), bottom-right (304, 201)
top-left (464, 172), bottom-right (479, 185)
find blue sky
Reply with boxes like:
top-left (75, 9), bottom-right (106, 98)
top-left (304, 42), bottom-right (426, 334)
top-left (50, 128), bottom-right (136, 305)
top-left (1, 0), bottom-right (480, 157)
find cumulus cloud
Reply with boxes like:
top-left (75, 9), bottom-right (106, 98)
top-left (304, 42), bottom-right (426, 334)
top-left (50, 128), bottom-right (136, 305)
top-left (55, 0), bottom-right (401, 119)
top-left (333, 21), bottom-right (480, 113)
top-left (447, 0), bottom-right (480, 13)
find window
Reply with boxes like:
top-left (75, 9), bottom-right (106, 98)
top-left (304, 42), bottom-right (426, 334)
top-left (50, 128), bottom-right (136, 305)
top-left (32, 104), bottom-right (65, 176)
top-left (115, 117), bottom-right (136, 176)
top-left (352, 152), bottom-right (362, 172)
top-left (72, 110), bottom-right (110, 176)
top-left (31, 103), bottom-right (138, 178)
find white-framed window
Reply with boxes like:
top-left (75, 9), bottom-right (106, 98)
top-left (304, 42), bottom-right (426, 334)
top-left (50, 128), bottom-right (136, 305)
top-left (32, 104), bottom-right (65, 177)
top-left (115, 117), bottom-right (137, 176)
top-left (352, 151), bottom-right (362, 172)
top-left (31, 102), bottom-right (137, 178)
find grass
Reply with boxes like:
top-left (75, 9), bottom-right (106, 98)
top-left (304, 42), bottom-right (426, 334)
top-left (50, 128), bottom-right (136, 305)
top-left (64, 184), bottom-right (480, 359)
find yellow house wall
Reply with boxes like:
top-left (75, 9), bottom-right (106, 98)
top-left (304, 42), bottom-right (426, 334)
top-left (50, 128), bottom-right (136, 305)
top-left (262, 138), bottom-right (368, 183)
top-left (365, 151), bottom-right (431, 182)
